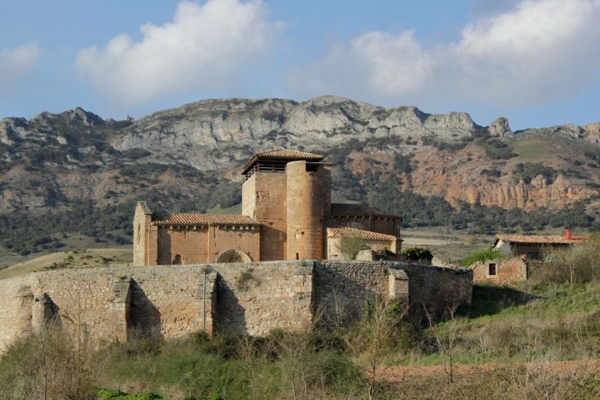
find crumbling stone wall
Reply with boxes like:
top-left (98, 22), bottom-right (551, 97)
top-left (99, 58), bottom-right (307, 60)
top-left (312, 261), bottom-right (391, 325)
top-left (0, 261), bottom-right (472, 352)
top-left (402, 264), bottom-right (473, 321)
top-left (212, 262), bottom-right (313, 335)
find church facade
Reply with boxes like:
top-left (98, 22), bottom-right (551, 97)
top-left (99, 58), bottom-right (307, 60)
top-left (133, 149), bottom-right (402, 266)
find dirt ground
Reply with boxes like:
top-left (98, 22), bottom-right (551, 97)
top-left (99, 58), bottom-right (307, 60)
top-left (378, 359), bottom-right (600, 383)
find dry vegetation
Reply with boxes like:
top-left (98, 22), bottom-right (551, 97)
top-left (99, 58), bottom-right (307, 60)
top-left (2, 239), bottom-right (600, 399)
top-left (0, 248), bottom-right (132, 280)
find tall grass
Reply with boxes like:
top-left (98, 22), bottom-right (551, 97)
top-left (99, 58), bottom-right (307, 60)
top-left (3, 266), bottom-right (600, 399)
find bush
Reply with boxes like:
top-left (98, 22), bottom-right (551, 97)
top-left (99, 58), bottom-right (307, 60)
top-left (534, 235), bottom-right (600, 284)
top-left (400, 247), bottom-right (433, 262)
top-left (459, 249), bottom-right (505, 267)
top-left (337, 235), bottom-right (369, 260)
top-left (513, 162), bottom-right (558, 184)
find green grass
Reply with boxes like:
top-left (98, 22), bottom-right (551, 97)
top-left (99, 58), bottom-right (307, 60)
top-left (424, 282), bottom-right (600, 365)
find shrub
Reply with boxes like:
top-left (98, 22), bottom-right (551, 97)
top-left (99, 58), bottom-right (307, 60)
top-left (337, 235), bottom-right (369, 260)
top-left (400, 247), bottom-right (433, 262)
top-left (534, 235), bottom-right (600, 285)
top-left (459, 249), bottom-right (506, 267)
top-left (513, 162), bottom-right (558, 184)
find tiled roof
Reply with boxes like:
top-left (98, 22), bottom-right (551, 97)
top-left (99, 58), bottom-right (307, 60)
top-left (241, 149), bottom-right (323, 173)
top-left (327, 227), bottom-right (397, 241)
top-left (152, 213), bottom-right (259, 226)
top-left (496, 234), bottom-right (587, 245)
top-left (330, 203), bottom-right (399, 219)
top-left (253, 149), bottom-right (323, 160)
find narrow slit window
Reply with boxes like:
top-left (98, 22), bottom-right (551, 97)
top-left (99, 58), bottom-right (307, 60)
top-left (488, 263), bottom-right (497, 276)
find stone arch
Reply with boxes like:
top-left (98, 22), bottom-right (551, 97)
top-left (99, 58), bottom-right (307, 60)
top-left (216, 249), bottom-right (253, 263)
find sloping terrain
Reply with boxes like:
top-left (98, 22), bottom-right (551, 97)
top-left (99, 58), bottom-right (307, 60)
top-left (1, 96), bottom-right (599, 260)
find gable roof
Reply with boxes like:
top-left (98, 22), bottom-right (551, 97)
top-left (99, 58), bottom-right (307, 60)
top-left (241, 149), bottom-right (323, 175)
top-left (330, 203), bottom-right (399, 219)
top-left (495, 234), bottom-right (587, 245)
top-left (152, 213), bottom-right (259, 226)
top-left (327, 227), bottom-right (397, 241)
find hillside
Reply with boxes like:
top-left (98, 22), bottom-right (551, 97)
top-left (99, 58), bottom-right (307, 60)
top-left (1, 96), bottom-right (600, 259)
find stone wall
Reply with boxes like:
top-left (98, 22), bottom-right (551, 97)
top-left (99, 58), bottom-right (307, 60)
top-left (0, 266), bottom-right (217, 352)
top-left (0, 261), bottom-right (472, 352)
top-left (472, 258), bottom-right (528, 284)
top-left (402, 264), bottom-right (473, 321)
top-left (312, 261), bottom-right (392, 326)
top-left (212, 262), bottom-right (313, 335)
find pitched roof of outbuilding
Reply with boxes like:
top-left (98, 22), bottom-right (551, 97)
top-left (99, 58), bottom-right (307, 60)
top-left (330, 203), bottom-right (399, 219)
top-left (152, 213), bottom-right (259, 226)
top-left (327, 227), bottom-right (397, 241)
top-left (495, 234), bottom-right (587, 245)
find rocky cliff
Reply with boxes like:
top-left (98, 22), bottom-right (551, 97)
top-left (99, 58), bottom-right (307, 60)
top-left (1, 96), bottom-right (600, 216)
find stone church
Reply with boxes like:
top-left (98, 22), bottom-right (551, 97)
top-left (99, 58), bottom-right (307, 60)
top-left (133, 149), bottom-right (402, 265)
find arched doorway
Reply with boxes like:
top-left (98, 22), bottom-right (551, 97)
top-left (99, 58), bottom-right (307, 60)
top-left (216, 249), bottom-right (252, 263)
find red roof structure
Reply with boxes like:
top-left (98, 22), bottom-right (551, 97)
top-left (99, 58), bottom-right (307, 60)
top-left (152, 213), bottom-right (259, 226)
top-left (327, 227), bottom-right (398, 241)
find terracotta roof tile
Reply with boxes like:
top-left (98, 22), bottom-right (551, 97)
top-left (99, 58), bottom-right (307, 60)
top-left (253, 149), bottom-right (323, 160)
top-left (327, 227), bottom-right (397, 241)
top-left (152, 213), bottom-right (259, 226)
top-left (330, 203), bottom-right (399, 219)
top-left (496, 234), bottom-right (587, 245)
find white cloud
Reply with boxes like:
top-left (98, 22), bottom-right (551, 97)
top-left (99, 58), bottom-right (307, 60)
top-left (76, 0), bottom-right (282, 106)
top-left (289, 0), bottom-right (600, 110)
top-left (0, 43), bottom-right (41, 90)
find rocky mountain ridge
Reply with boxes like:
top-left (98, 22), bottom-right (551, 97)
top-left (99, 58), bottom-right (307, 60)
top-left (1, 96), bottom-right (600, 217)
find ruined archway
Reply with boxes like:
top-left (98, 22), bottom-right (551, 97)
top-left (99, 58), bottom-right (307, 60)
top-left (216, 249), bottom-right (252, 263)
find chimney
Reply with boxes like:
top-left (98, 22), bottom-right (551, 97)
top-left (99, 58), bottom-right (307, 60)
top-left (565, 229), bottom-right (573, 240)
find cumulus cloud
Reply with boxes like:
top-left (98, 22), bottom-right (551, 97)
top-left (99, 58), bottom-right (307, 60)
top-left (77, 0), bottom-right (282, 106)
top-left (0, 43), bottom-right (41, 90)
top-left (289, 0), bottom-right (600, 109)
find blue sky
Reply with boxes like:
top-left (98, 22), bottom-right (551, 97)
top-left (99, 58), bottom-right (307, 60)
top-left (1, 0), bottom-right (599, 130)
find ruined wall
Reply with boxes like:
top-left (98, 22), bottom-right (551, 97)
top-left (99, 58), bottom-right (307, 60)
top-left (472, 258), bottom-right (528, 284)
top-left (0, 266), bottom-right (216, 352)
top-left (0, 261), bottom-right (472, 352)
top-left (402, 264), bottom-right (473, 321)
top-left (211, 262), bottom-right (313, 335)
top-left (312, 261), bottom-right (391, 325)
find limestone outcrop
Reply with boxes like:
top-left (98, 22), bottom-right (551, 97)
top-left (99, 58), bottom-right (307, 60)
top-left (0, 96), bottom-right (599, 215)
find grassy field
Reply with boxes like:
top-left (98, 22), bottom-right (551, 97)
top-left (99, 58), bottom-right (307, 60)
top-left (0, 248), bottom-right (132, 280)
top-left (0, 232), bottom-right (133, 270)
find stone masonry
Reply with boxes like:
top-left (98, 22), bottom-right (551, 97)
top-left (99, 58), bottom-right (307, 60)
top-left (0, 261), bottom-right (472, 352)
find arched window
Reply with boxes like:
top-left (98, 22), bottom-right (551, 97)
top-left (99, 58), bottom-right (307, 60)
top-left (173, 254), bottom-right (182, 265)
